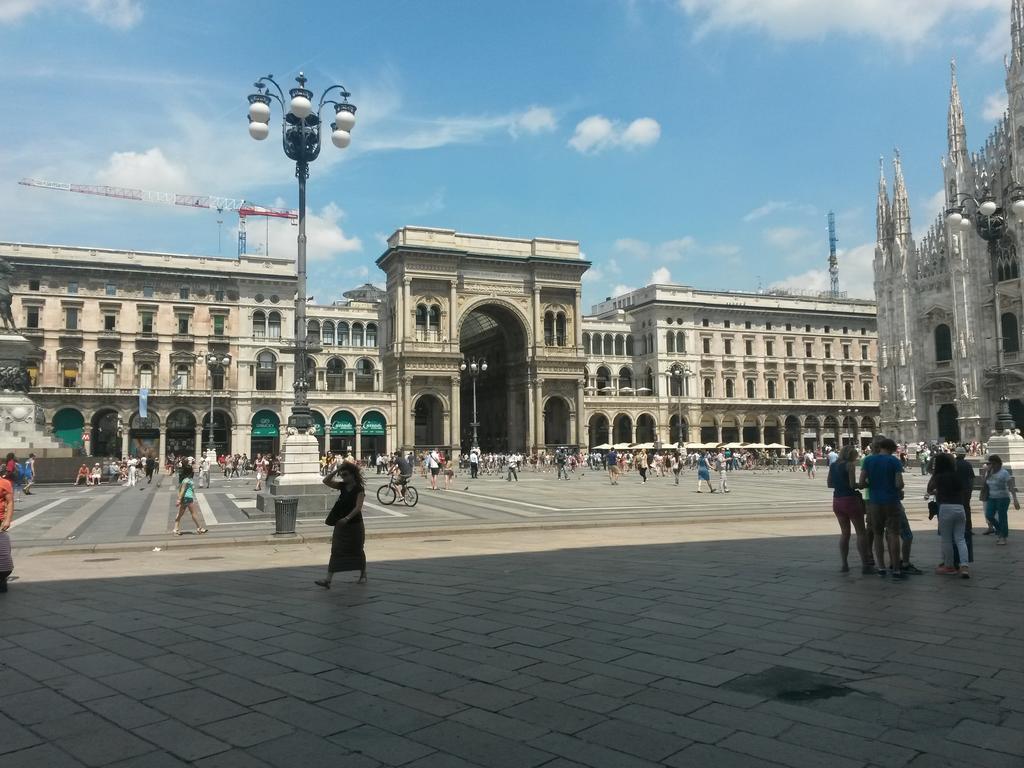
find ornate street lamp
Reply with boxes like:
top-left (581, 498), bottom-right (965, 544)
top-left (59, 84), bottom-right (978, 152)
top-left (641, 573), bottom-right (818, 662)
top-left (945, 176), bottom-right (1024, 433)
top-left (247, 72), bottom-right (356, 433)
top-left (669, 363), bottom-right (692, 446)
top-left (460, 356), bottom-right (487, 450)
top-left (838, 406), bottom-right (859, 448)
top-left (205, 353), bottom-right (232, 455)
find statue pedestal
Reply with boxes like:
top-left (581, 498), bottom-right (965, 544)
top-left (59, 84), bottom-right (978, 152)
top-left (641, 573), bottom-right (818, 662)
top-left (251, 430), bottom-right (333, 520)
top-left (985, 430), bottom-right (1024, 474)
top-left (0, 332), bottom-right (71, 458)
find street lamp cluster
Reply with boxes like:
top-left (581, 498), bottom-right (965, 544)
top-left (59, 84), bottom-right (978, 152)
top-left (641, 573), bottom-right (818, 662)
top-left (669, 363), bottom-right (692, 445)
top-left (247, 73), bottom-right (356, 435)
top-left (460, 356), bottom-right (487, 450)
top-left (945, 176), bottom-right (1024, 432)
top-left (205, 353), bottom-right (231, 454)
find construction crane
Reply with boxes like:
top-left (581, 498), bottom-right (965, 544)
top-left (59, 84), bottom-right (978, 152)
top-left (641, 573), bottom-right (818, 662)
top-left (827, 210), bottom-right (840, 297)
top-left (18, 177), bottom-right (298, 258)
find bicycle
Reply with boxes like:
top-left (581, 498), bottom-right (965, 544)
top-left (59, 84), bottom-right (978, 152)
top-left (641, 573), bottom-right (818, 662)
top-left (376, 476), bottom-right (419, 507)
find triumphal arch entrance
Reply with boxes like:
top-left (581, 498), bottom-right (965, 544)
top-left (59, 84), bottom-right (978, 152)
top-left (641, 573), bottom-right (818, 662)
top-left (377, 227), bottom-right (589, 457)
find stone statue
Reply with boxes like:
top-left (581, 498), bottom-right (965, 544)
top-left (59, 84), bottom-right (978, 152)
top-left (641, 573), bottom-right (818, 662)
top-left (899, 383), bottom-right (908, 402)
top-left (880, 385), bottom-right (888, 401)
top-left (0, 256), bottom-right (15, 331)
top-left (961, 378), bottom-right (970, 399)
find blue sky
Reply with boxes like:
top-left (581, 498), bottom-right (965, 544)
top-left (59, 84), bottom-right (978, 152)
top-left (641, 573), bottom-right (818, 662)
top-left (0, 0), bottom-right (1018, 307)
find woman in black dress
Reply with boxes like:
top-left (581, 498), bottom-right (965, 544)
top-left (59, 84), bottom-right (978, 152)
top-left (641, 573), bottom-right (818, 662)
top-left (315, 462), bottom-right (367, 588)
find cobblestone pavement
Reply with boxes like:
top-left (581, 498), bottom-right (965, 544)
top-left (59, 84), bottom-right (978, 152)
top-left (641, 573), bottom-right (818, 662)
top-left (2, 515), bottom-right (1022, 767)
top-left (10, 468), bottom-right (936, 551)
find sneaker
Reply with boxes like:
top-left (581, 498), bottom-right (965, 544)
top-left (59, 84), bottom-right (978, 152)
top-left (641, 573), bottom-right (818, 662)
top-left (996, 538), bottom-right (1007, 546)
top-left (902, 562), bottom-right (924, 575)
top-left (877, 568), bottom-right (888, 577)
top-left (959, 566), bottom-right (970, 579)
top-left (891, 571), bottom-right (906, 580)
top-left (934, 565), bottom-right (958, 575)
top-left (983, 529), bottom-right (995, 535)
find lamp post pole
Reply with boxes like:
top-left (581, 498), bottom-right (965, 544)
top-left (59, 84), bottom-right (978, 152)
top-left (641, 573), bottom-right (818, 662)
top-left (247, 72), bottom-right (356, 433)
top-left (670, 363), bottom-right (692, 446)
top-left (460, 356), bottom-right (487, 450)
top-left (205, 353), bottom-right (232, 455)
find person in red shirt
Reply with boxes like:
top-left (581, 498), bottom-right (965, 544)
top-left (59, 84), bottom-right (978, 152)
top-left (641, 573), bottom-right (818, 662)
top-left (0, 465), bottom-right (14, 593)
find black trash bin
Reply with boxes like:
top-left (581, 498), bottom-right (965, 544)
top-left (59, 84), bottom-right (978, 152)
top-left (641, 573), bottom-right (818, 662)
top-left (274, 497), bottom-right (298, 535)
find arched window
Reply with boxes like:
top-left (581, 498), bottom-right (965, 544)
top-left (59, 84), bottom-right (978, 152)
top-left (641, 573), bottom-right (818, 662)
top-left (101, 363), bottom-right (116, 389)
top-left (305, 357), bottom-right (317, 390)
top-left (787, 380), bottom-right (796, 399)
top-left (173, 364), bottom-right (190, 391)
top-left (139, 363), bottom-right (153, 390)
top-left (602, 335), bottom-right (613, 356)
top-left (844, 381), bottom-right (853, 400)
top-left (596, 366), bottom-right (611, 391)
top-left (366, 323), bottom-right (378, 347)
top-left (337, 321), bottom-right (350, 346)
top-left (555, 312), bottom-right (567, 346)
top-left (618, 367), bottom-right (633, 390)
top-left (746, 379), bottom-right (755, 398)
top-left (767, 380), bottom-right (776, 399)
top-left (268, 311), bottom-right (282, 339)
top-left (1002, 312), bottom-right (1020, 353)
top-left (640, 336), bottom-right (647, 355)
top-left (863, 381), bottom-right (872, 400)
top-left (614, 335), bottom-right (625, 356)
top-left (593, 333), bottom-right (602, 355)
top-left (326, 358), bottom-right (345, 391)
top-left (352, 322), bottom-right (364, 346)
top-left (256, 352), bottom-right (276, 391)
top-left (429, 304), bottom-right (441, 331)
top-left (322, 320), bottom-right (335, 345)
top-left (676, 331), bottom-right (686, 354)
top-left (647, 333), bottom-right (654, 354)
top-left (416, 304), bottom-right (428, 330)
top-left (355, 359), bottom-right (375, 392)
top-left (544, 312), bottom-right (555, 346)
top-left (253, 310), bottom-right (266, 338)
top-left (625, 335), bottom-right (635, 356)
top-left (307, 320), bottom-right (320, 345)
top-left (583, 332), bottom-right (591, 352)
top-left (642, 366), bottom-right (655, 393)
top-left (807, 381), bottom-right (816, 399)
top-left (826, 381), bottom-right (834, 400)
top-left (725, 379), bottom-right (735, 398)
top-left (934, 324), bottom-right (952, 361)
top-left (703, 378), bottom-right (713, 398)
top-left (666, 332), bottom-right (675, 353)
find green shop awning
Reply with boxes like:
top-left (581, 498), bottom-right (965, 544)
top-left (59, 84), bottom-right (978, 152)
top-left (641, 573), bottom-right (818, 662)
top-left (310, 412), bottom-right (326, 437)
top-left (251, 410), bottom-right (280, 437)
top-left (361, 412), bottom-right (386, 436)
top-left (331, 412), bottom-right (356, 436)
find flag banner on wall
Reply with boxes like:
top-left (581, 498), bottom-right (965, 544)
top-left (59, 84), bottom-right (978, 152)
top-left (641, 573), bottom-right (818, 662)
top-left (139, 388), bottom-right (149, 419)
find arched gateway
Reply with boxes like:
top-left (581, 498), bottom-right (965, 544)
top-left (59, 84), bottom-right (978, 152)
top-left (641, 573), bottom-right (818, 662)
top-left (377, 227), bottom-right (589, 458)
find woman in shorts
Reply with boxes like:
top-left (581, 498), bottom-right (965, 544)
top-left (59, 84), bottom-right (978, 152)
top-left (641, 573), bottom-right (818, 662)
top-left (443, 457), bottom-right (455, 490)
top-left (827, 445), bottom-right (870, 573)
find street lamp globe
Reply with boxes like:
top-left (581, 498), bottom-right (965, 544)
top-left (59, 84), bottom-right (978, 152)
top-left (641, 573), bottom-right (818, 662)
top-left (249, 121), bottom-right (270, 140)
top-left (459, 362), bottom-right (467, 372)
top-left (1012, 198), bottom-right (1024, 217)
top-left (248, 100), bottom-right (271, 123)
top-left (334, 104), bottom-right (356, 132)
top-left (979, 199), bottom-right (998, 216)
top-left (331, 129), bottom-right (351, 149)
top-left (946, 211), bottom-right (962, 228)
top-left (960, 216), bottom-right (972, 230)
top-left (481, 362), bottom-right (488, 372)
top-left (289, 93), bottom-right (313, 119)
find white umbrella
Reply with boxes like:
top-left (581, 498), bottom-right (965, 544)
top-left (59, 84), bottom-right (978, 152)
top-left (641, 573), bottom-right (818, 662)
top-left (612, 442), bottom-right (631, 450)
top-left (684, 442), bottom-right (704, 450)
top-left (630, 442), bottom-right (655, 450)
top-left (766, 442), bottom-right (788, 449)
top-left (635, 387), bottom-right (652, 394)
top-left (599, 386), bottom-right (615, 394)
top-left (592, 443), bottom-right (612, 450)
top-left (619, 386), bottom-right (635, 394)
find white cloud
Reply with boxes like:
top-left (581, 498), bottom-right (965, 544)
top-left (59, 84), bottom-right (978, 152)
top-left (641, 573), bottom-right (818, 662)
top-left (512, 106), bottom-right (558, 136)
top-left (982, 90), bottom-right (1008, 121)
top-left (612, 284), bottom-right (634, 297)
top-left (569, 115), bottom-right (662, 154)
top-left (676, 0), bottom-right (1005, 46)
top-left (763, 226), bottom-right (811, 250)
top-left (771, 242), bottom-right (876, 299)
top-left (243, 202), bottom-right (361, 262)
top-left (613, 235), bottom-right (736, 262)
top-left (95, 147), bottom-right (192, 191)
top-left (743, 200), bottom-right (817, 222)
top-left (0, 0), bottom-right (142, 27)
top-left (918, 188), bottom-right (947, 226)
top-left (650, 266), bottom-right (672, 284)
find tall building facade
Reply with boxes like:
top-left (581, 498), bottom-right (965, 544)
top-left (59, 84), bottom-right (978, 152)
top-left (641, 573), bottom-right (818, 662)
top-left (5, 226), bottom-right (879, 459)
top-left (874, 1), bottom-right (1024, 443)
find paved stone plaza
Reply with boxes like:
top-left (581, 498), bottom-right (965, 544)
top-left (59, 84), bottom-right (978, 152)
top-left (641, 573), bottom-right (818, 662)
top-left (2, 512), bottom-right (1022, 768)
top-left (12, 468), bottom-right (894, 552)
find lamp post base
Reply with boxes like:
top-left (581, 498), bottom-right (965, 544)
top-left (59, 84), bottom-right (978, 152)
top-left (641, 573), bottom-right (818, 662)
top-left (252, 428), bottom-right (334, 519)
top-left (985, 428), bottom-right (1024, 474)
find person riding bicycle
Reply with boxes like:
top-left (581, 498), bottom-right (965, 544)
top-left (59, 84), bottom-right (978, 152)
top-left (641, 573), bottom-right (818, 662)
top-left (390, 451), bottom-right (413, 501)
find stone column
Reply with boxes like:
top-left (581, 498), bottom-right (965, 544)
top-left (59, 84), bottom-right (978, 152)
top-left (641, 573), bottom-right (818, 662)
top-left (450, 375), bottom-right (461, 457)
top-left (403, 377), bottom-right (413, 451)
top-left (354, 425), bottom-right (362, 461)
top-left (121, 421), bottom-right (130, 458)
top-left (576, 379), bottom-right (586, 448)
top-left (158, 427), bottom-right (167, 463)
top-left (525, 380), bottom-right (535, 451)
top-left (448, 280), bottom-right (457, 345)
top-left (758, 418), bottom-right (766, 446)
top-left (534, 378), bottom-right (545, 450)
top-left (716, 420), bottom-right (723, 444)
top-left (402, 278), bottom-right (412, 342)
top-left (194, 426), bottom-right (203, 457)
top-left (532, 287), bottom-right (542, 348)
top-left (574, 289), bottom-right (583, 348)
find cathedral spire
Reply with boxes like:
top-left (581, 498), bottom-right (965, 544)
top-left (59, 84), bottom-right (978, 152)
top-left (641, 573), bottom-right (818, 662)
top-left (948, 59), bottom-right (967, 163)
top-left (1014, 0), bottom-right (1024, 66)
top-left (892, 149), bottom-right (912, 244)
top-left (876, 156), bottom-right (890, 246)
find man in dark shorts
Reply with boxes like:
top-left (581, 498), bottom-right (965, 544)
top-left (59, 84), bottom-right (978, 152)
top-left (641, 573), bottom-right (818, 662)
top-left (391, 451), bottom-right (413, 501)
top-left (859, 436), bottom-right (906, 578)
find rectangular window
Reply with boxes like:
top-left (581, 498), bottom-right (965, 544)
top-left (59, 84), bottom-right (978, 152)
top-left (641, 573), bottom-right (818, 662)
top-left (28, 279), bottom-right (40, 291)
top-left (702, 319), bottom-right (709, 327)
top-left (141, 312), bottom-right (154, 334)
top-left (724, 339), bottom-right (732, 355)
top-left (702, 338), bottom-right (711, 354)
top-left (805, 324), bottom-right (811, 332)
top-left (215, 289), bottom-right (225, 302)
top-left (824, 326), bottom-right (830, 334)
top-left (105, 282), bottom-right (116, 296)
top-left (177, 315), bottom-right (190, 335)
top-left (824, 343), bottom-right (831, 359)
top-left (211, 371), bottom-right (225, 390)
top-left (805, 342), bottom-right (813, 358)
top-left (785, 323), bottom-right (792, 331)
top-left (745, 340), bottom-right (753, 355)
top-left (63, 365), bottom-right (78, 388)
top-left (103, 314), bottom-right (116, 331)
top-left (744, 321), bottom-right (751, 329)
top-left (786, 341), bottom-right (794, 357)
top-left (861, 328), bottom-right (867, 335)
top-left (26, 307), bottom-right (39, 329)
top-left (179, 286), bottom-right (190, 300)
top-left (724, 320), bottom-right (731, 329)
top-left (213, 315), bottom-right (225, 336)
top-left (65, 307), bottom-right (78, 330)
top-left (842, 327), bottom-right (848, 334)
top-left (68, 280), bottom-right (78, 295)
top-left (861, 344), bottom-right (869, 360)
top-left (143, 284), bottom-right (155, 298)
top-left (766, 340), bottom-right (774, 356)
top-left (843, 344), bottom-right (850, 360)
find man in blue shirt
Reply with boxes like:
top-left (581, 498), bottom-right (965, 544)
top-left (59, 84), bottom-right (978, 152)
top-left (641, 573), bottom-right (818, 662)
top-left (606, 449), bottom-right (619, 485)
top-left (859, 436), bottom-right (906, 578)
